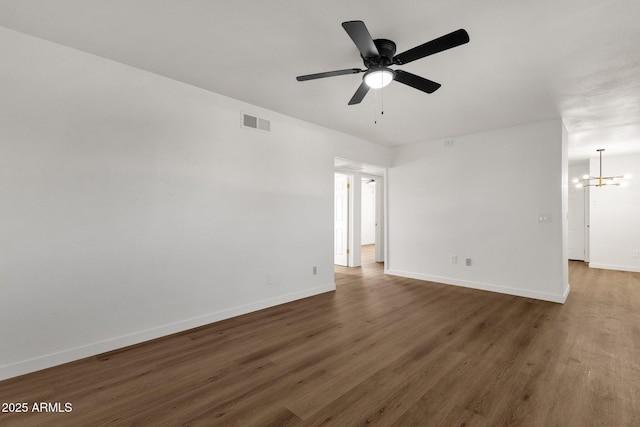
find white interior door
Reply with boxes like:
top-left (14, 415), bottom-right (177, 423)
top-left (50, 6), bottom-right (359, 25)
top-left (568, 164), bottom-right (588, 261)
top-left (334, 174), bottom-right (350, 266)
top-left (568, 188), bottom-right (586, 260)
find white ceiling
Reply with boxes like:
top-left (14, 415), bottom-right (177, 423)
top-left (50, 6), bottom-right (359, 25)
top-left (0, 0), bottom-right (639, 162)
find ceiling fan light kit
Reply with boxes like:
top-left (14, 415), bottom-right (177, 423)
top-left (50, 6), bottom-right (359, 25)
top-left (296, 20), bottom-right (469, 105)
top-left (364, 68), bottom-right (394, 89)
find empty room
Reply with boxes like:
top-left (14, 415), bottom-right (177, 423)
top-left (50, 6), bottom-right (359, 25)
top-left (1, 1), bottom-right (639, 426)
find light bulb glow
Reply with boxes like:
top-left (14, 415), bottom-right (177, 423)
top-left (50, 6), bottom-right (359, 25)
top-left (364, 69), bottom-right (394, 89)
top-left (572, 178), bottom-right (579, 183)
top-left (582, 174), bottom-right (590, 179)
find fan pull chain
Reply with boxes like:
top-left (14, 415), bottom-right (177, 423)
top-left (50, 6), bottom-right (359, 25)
top-left (373, 87), bottom-right (378, 124)
top-left (374, 87), bottom-right (384, 124)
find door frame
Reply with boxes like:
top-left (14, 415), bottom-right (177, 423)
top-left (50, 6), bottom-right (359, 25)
top-left (334, 160), bottom-right (387, 267)
top-left (334, 173), bottom-right (351, 266)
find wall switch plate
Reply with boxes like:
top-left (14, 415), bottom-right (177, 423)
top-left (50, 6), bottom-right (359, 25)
top-left (466, 258), bottom-right (472, 266)
top-left (313, 266), bottom-right (317, 275)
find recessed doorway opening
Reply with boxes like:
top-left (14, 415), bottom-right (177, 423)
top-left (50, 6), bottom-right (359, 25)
top-left (334, 158), bottom-right (386, 270)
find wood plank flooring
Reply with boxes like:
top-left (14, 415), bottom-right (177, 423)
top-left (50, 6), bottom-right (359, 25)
top-left (1, 245), bottom-right (639, 426)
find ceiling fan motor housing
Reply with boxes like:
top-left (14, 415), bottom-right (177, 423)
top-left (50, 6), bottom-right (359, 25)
top-left (363, 39), bottom-right (396, 68)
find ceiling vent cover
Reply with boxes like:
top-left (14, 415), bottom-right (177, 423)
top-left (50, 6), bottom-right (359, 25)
top-left (242, 113), bottom-right (271, 132)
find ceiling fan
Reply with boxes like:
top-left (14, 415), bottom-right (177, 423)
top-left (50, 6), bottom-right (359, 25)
top-left (296, 21), bottom-right (469, 105)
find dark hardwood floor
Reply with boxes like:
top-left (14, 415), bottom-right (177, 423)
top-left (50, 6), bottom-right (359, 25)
top-left (1, 245), bottom-right (639, 426)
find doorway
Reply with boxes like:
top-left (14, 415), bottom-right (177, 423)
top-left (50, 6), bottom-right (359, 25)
top-left (568, 162), bottom-right (589, 261)
top-left (333, 158), bottom-right (386, 268)
top-left (361, 177), bottom-right (378, 263)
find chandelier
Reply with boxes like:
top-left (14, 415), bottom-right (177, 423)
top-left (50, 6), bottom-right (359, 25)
top-left (573, 149), bottom-right (630, 188)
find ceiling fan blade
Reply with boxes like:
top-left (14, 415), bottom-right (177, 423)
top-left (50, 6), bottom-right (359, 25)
top-left (393, 29), bottom-right (469, 65)
top-left (342, 20), bottom-right (380, 59)
top-left (394, 70), bottom-right (441, 93)
top-left (296, 68), bottom-right (363, 81)
top-left (348, 81), bottom-right (370, 105)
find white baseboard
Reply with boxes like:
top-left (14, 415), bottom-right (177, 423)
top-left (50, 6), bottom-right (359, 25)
top-left (384, 269), bottom-right (569, 304)
top-left (588, 263), bottom-right (640, 273)
top-left (0, 283), bottom-right (336, 381)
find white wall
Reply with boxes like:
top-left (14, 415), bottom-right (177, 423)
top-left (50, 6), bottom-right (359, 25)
top-left (361, 180), bottom-right (376, 245)
top-left (589, 153), bottom-right (640, 272)
top-left (375, 178), bottom-right (385, 263)
top-left (0, 27), bottom-right (391, 380)
top-left (387, 119), bottom-right (569, 303)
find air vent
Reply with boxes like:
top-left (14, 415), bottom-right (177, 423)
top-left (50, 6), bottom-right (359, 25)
top-left (258, 118), bottom-right (271, 132)
top-left (241, 113), bottom-right (271, 132)
top-left (243, 113), bottom-right (257, 129)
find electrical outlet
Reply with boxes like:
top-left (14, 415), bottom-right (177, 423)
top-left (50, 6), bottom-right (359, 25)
top-left (538, 213), bottom-right (552, 223)
top-left (313, 266), bottom-right (317, 275)
top-left (465, 258), bottom-right (472, 266)
top-left (633, 250), bottom-right (639, 258)
top-left (266, 275), bottom-right (272, 286)
top-left (450, 255), bottom-right (458, 264)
